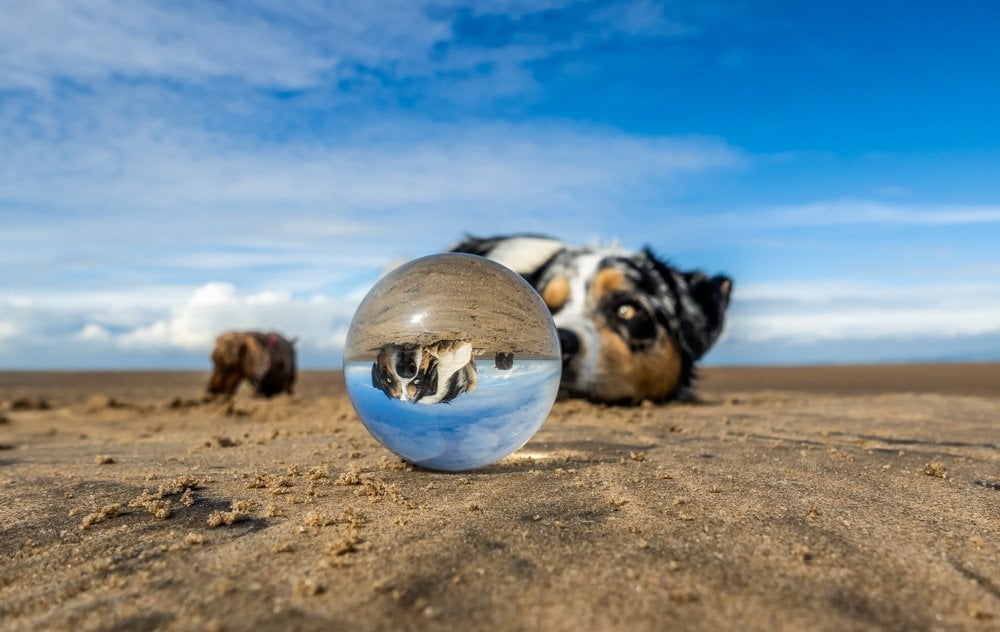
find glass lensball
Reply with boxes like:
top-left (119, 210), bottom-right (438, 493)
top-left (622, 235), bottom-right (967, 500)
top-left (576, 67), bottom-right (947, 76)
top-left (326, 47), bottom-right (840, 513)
top-left (343, 253), bottom-right (561, 471)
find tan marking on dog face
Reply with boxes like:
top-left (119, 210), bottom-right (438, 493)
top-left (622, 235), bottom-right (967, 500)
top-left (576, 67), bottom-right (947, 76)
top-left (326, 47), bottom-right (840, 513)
top-left (592, 268), bottom-right (627, 299)
top-left (542, 275), bottom-right (570, 311)
top-left (593, 328), bottom-right (682, 403)
top-left (375, 349), bottom-right (402, 399)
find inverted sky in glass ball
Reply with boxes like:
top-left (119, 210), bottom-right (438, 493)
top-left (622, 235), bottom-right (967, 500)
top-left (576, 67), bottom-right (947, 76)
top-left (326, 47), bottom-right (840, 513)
top-left (343, 254), bottom-right (561, 471)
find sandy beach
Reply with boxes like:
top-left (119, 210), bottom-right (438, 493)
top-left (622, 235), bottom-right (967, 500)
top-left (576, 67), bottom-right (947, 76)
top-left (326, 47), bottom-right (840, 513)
top-left (1, 364), bottom-right (998, 631)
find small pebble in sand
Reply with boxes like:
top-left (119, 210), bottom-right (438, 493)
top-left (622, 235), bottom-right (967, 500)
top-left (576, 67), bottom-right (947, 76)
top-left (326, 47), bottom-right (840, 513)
top-left (95, 454), bottom-right (115, 465)
top-left (264, 504), bottom-right (284, 518)
top-left (292, 577), bottom-right (325, 597)
top-left (11, 398), bottom-right (51, 411)
top-left (923, 461), bottom-right (947, 478)
top-left (335, 469), bottom-right (363, 486)
top-left (306, 466), bottom-right (330, 480)
top-left (968, 603), bottom-right (995, 620)
top-left (207, 511), bottom-right (246, 528)
top-left (207, 500), bottom-right (256, 529)
top-left (80, 503), bottom-right (122, 529)
top-left (793, 544), bottom-right (814, 563)
top-left (303, 511), bottom-right (335, 527)
top-left (330, 532), bottom-right (363, 556)
top-left (86, 393), bottom-right (122, 411)
top-left (145, 499), bottom-right (172, 519)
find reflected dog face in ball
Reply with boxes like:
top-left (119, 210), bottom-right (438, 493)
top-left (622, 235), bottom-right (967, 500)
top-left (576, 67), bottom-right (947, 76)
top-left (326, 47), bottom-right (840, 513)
top-left (372, 340), bottom-right (479, 404)
top-left (450, 235), bottom-right (732, 404)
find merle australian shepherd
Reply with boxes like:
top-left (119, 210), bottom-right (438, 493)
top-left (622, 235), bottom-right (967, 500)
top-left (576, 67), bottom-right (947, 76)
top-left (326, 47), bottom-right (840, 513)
top-left (449, 234), bottom-right (732, 404)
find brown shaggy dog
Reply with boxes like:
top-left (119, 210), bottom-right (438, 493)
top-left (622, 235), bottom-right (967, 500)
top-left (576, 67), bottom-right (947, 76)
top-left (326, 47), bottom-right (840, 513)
top-left (207, 331), bottom-right (297, 398)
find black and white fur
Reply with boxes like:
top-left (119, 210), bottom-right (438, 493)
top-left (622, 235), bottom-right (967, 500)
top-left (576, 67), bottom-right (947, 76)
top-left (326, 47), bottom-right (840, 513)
top-left (450, 234), bottom-right (732, 404)
top-left (372, 340), bottom-right (479, 404)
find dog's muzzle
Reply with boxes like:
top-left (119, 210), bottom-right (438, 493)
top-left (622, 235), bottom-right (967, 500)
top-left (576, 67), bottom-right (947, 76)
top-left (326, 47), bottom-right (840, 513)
top-left (557, 328), bottom-right (580, 364)
top-left (397, 359), bottom-right (417, 379)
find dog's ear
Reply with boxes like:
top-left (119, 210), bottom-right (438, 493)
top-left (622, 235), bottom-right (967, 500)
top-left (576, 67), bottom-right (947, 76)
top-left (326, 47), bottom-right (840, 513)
top-left (641, 248), bottom-right (732, 360)
top-left (680, 271), bottom-right (733, 359)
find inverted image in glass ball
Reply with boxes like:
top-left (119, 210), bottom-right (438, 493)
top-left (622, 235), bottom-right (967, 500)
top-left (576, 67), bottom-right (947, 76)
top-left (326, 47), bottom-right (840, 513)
top-left (343, 253), bottom-right (561, 471)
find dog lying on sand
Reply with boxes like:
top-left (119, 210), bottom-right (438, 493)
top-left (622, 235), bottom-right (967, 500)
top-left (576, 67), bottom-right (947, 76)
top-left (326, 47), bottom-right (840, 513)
top-left (450, 235), bottom-right (732, 404)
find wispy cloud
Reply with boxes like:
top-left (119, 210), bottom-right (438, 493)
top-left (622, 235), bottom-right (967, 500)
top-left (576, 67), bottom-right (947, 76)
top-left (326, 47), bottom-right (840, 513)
top-left (0, 0), bottom-right (696, 94)
top-left (772, 200), bottom-right (1000, 227)
top-left (1, 116), bottom-right (742, 299)
top-left (0, 283), bottom-right (361, 368)
top-left (724, 281), bottom-right (1000, 343)
top-left (0, 1), bottom-right (418, 90)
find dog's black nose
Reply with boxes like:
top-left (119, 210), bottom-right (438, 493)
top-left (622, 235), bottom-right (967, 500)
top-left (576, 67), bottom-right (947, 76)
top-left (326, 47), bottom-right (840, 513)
top-left (557, 328), bottom-right (580, 362)
top-left (398, 362), bottom-right (417, 379)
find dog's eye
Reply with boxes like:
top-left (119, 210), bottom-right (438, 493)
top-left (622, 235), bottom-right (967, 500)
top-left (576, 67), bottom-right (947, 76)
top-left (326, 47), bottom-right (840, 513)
top-left (617, 303), bottom-right (638, 321)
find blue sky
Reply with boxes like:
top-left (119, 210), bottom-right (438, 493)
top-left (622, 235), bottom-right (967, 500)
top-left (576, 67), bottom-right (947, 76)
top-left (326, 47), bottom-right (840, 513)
top-left (2, 0), bottom-right (999, 369)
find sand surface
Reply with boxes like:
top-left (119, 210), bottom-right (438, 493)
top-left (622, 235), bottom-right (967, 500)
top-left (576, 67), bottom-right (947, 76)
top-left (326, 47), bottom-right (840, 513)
top-left (345, 254), bottom-right (559, 360)
top-left (1, 365), bottom-right (998, 631)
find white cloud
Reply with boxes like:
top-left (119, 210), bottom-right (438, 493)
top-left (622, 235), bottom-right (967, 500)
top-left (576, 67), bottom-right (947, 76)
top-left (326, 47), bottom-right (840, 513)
top-left (76, 322), bottom-right (115, 345)
top-left (0, 282), bottom-right (363, 367)
top-left (725, 281), bottom-right (1000, 344)
top-left (3, 120), bottom-right (739, 217)
top-left (114, 282), bottom-right (355, 352)
top-left (0, 1), bottom-right (412, 90)
top-left (0, 320), bottom-right (21, 340)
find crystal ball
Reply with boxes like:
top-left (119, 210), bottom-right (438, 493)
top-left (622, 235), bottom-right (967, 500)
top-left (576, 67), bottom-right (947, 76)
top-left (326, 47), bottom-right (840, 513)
top-left (343, 253), bottom-right (561, 471)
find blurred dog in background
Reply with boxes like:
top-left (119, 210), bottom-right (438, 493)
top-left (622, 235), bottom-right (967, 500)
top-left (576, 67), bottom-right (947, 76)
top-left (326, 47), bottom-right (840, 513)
top-left (208, 331), bottom-right (297, 398)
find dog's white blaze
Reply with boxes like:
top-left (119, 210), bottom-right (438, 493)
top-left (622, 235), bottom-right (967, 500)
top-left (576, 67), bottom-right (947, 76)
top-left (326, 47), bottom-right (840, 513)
top-left (553, 250), bottom-right (622, 392)
top-left (485, 237), bottom-right (564, 275)
top-left (393, 348), bottom-right (423, 402)
top-left (554, 311), bottom-right (601, 390)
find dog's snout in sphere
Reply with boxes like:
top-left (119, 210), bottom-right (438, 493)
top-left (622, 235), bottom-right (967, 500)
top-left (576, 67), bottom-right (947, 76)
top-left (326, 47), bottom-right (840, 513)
top-left (398, 361), bottom-right (417, 379)
top-left (558, 328), bottom-right (580, 362)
